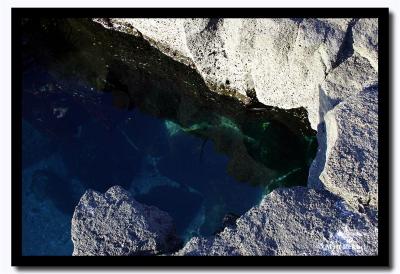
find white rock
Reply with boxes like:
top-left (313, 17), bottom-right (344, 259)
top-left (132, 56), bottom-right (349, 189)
top-left (176, 187), bottom-right (377, 256)
top-left (352, 18), bottom-right (379, 71)
top-left (319, 86), bottom-right (378, 210)
top-left (322, 52), bottom-right (377, 104)
top-left (94, 18), bottom-right (355, 129)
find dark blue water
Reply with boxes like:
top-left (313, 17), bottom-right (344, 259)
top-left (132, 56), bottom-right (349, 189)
top-left (22, 67), bottom-right (266, 255)
top-left (21, 18), bottom-right (317, 255)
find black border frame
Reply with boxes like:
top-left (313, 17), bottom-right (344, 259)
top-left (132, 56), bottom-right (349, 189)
top-left (11, 7), bottom-right (390, 267)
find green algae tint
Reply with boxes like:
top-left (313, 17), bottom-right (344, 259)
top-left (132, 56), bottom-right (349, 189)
top-left (21, 18), bottom-right (318, 251)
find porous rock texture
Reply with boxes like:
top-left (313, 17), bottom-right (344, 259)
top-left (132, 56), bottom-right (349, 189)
top-left (83, 18), bottom-right (379, 255)
top-left (93, 18), bottom-right (377, 129)
top-left (71, 186), bottom-right (180, 256)
top-left (176, 187), bottom-right (377, 256)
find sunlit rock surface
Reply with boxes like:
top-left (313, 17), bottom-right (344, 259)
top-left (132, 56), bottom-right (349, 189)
top-left (176, 187), bottom-right (377, 256)
top-left (71, 186), bottom-right (180, 256)
top-left (312, 86), bottom-right (379, 212)
top-left (94, 18), bottom-right (377, 130)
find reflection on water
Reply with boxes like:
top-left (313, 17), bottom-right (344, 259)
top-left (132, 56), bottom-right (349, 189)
top-left (21, 18), bottom-right (318, 255)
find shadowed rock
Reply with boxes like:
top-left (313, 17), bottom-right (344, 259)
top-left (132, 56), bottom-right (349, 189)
top-left (71, 186), bottom-right (181, 256)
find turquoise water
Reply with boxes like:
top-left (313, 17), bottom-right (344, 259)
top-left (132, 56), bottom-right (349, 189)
top-left (21, 18), bottom-right (317, 255)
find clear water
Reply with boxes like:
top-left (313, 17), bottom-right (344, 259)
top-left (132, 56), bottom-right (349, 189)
top-left (21, 18), bottom-right (317, 255)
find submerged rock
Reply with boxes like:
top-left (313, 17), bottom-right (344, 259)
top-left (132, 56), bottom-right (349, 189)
top-left (213, 213), bottom-right (240, 235)
top-left (71, 186), bottom-right (180, 256)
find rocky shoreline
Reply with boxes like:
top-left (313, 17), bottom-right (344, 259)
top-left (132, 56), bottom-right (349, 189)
top-left (71, 18), bottom-right (379, 256)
